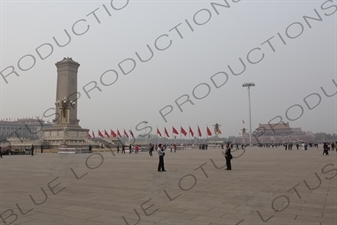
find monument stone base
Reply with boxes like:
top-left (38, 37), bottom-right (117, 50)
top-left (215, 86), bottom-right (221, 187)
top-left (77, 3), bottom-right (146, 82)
top-left (42, 126), bottom-right (94, 149)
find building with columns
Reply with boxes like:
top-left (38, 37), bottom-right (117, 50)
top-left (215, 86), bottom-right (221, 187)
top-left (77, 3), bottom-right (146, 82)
top-left (0, 118), bottom-right (52, 141)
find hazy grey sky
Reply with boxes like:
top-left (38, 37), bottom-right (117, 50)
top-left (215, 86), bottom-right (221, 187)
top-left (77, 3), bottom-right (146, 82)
top-left (0, 0), bottom-right (336, 137)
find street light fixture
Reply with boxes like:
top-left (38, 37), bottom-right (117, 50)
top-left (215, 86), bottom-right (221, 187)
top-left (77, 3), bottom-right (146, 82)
top-left (242, 82), bottom-right (255, 146)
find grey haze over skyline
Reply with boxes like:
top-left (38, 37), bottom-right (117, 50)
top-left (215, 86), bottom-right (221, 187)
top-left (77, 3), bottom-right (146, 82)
top-left (0, 0), bottom-right (336, 137)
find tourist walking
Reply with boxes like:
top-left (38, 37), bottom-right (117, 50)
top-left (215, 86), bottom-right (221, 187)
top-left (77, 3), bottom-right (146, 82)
top-left (149, 143), bottom-right (154, 156)
top-left (323, 143), bottom-right (329, 155)
top-left (135, 145), bottom-right (139, 154)
top-left (129, 144), bottom-right (132, 154)
top-left (157, 144), bottom-right (166, 172)
top-left (121, 144), bottom-right (125, 154)
top-left (117, 144), bottom-right (120, 153)
top-left (0, 147), bottom-right (2, 158)
top-left (31, 145), bottom-right (35, 156)
top-left (225, 143), bottom-right (233, 170)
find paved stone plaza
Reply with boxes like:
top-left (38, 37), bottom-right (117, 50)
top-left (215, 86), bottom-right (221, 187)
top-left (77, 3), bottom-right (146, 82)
top-left (0, 147), bottom-right (336, 225)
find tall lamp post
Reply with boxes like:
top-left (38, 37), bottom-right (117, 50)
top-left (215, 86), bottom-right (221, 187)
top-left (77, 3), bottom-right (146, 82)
top-left (242, 82), bottom-right (255, 146)
top-left (144, 121), bottom-right (148, 142)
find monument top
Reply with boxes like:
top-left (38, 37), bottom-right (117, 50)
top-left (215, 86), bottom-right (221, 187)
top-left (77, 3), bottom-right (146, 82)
top-left (56, 57), bottom-right (80, 67)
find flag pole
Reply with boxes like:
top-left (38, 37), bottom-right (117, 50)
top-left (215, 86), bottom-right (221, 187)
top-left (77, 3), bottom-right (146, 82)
top-left (188, 125), bottom-right (191, 145)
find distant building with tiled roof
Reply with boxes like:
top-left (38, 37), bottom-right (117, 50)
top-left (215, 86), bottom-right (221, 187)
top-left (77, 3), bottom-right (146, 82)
top-left (237, 122), bottom-right (316, 144)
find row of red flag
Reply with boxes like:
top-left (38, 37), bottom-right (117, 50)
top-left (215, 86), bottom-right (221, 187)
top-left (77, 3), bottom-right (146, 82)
top-left (88, 126), bottom-right (221, 139)
top-left (89, 129), bottom-right (133, 139)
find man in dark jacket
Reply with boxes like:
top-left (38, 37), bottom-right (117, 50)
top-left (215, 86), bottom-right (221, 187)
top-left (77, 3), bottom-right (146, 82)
top-left (149, 143), bottom-right (154, 156)
top-left (31, 145), bottom-right (35, 156)
top-left (225, 143), bottom-right (233, 170)
top-left (323, 143), bottom-right (329, 155)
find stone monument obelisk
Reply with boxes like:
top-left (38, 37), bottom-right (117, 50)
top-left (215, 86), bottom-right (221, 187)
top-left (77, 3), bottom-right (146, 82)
top-left (42, 57), bottom-right (90, 148)
top-left (53, 57), bottom-right (81, 128)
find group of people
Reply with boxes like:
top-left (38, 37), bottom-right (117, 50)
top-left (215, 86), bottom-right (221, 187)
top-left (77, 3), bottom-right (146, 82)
top-left (151, 143), bottom-right (177, 155)
top-left (283, 143), bottom-right (309, 150)
top-left (323, 142), bottom-right (336, 155)
top-left (0, 145), bottom-right (36, 157)
top-left (116, 144), bottom-right (141, 154)
top-left (155, 142), bottom-right (233, 171)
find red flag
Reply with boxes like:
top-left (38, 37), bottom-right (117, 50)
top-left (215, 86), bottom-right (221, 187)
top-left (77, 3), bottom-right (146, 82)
top-left (181, 126), bottom-right (187, 136)
top-left (164, 127), bottom-right (170, 137)
top-left (111, 129), bottom-right (117, 138)
top-left (189, 126), bottom-right (194, 137)
top-left (207, 126), bottom-right (212, 136)
top-left (117, 129), bottom-right (122, 138)
top-left (242, 119), bottom-right (245, 124)
top-left (88, 132), bottom-right (92, 138)
top-left (129, 130), bottom-right (134, 138)
top-left (124, 129), bottom-right (129, 137)
top-left (92, 131), bottom-right (95, 138)
top-left (172, 126), bottom-right (179, 135)
top-left (198, 126), bottom-right (202, 137)
top-left (98, 130), bottom-right (104, 138)
top-left (104, 130), bottom-right (110, 138)
top-left (157, 128), bottom-right (162, 137)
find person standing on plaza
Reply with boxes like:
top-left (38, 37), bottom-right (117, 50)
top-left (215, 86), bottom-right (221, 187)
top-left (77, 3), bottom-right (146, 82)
top-left (129, 144), bottom-right (132, 154)
top-left (31, 145), bottom-right (35, 156)
top-left (323, 143), bottom-right (329, 155)
top-left (148, 143), bottom-right (154, 156)
top-left (117, 144), bottom-right (120, 153)
top-left (121, 144), bottom-right (125, 154)
top-left (225, 143), bottom-right (233, 170)
top-left (157, 144), bottom-right (166, 172)
top-left (135, 145), bottom-right (139, 154)
top-left (173, 144), bottom-right (177, 153)
top-left (0, 146), bottom-right (2, 158)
